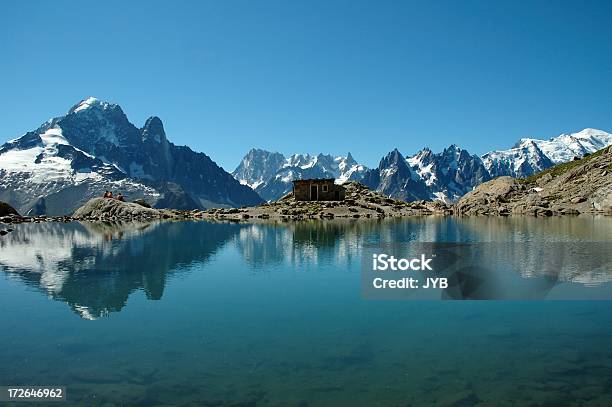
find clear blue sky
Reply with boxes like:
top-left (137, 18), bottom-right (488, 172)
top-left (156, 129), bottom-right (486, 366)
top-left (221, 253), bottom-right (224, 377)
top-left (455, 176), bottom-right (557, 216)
top-left (1, 0), bottom-right (612, 170)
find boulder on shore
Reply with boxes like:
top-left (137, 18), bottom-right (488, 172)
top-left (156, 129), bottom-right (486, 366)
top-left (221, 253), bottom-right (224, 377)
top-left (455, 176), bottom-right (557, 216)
top-left (0, 201), bottom-right (19, 217)
top-left (455, 145), bottom-right (612, 216)
top-left (133, 198), bottom-right (152, 208)
top-left (73, 198), bottom-right (161, 220)
top-left (455, 177), bottom-right (525, 216)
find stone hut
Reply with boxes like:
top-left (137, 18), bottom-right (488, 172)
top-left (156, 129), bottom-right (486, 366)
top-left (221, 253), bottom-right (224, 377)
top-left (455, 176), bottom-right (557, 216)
top-left (292, 179), bottom-right (345, 201)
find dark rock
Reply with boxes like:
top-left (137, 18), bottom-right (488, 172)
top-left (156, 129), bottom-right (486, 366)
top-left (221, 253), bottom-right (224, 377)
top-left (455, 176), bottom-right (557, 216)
top-left (27, 197), bottom-right (47, 216)
top-left (536, 207), bottom-right (553, 217)
top-left (0, 201), bottom-right (19, 217)
top-left (133, 198), bottom-right (152, 208)
top-left (153, 182), bottom-right (201, 210)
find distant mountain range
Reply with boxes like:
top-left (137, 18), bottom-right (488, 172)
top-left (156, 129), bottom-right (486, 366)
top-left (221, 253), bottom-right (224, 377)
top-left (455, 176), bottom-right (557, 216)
top-left (2, 98), bottom-right (610, 215)
top-left (234, 128), bottom-right (612, 203)
top-left (232, 150), bottom-right (366, 201)
top-left (0, 97), bottom-right (262, 215)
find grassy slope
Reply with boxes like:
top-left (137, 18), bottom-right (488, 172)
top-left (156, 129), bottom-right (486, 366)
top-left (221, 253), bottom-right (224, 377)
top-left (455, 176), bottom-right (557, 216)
top-left (519, 147), bottom-right (609, 185)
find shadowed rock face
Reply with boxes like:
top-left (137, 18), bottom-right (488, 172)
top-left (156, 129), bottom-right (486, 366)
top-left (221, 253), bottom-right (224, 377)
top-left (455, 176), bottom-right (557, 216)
top-left (0, 201), bottom-right (19, 216)
top-left (361, 146), bottom-right (491, 203)
top-left (456, 146), bottom-right (612, 216)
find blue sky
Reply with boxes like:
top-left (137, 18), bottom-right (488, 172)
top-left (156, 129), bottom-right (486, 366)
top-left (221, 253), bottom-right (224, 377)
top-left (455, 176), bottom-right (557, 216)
top-left (1, 0), bottom-right (612, 170)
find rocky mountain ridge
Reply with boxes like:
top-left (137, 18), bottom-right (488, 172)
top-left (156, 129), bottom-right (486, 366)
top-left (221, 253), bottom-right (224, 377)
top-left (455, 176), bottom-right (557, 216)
top-left (481, 128), bottom-right (612, 178)
top-left (232, 149), bottom-right (366, 201)
top-left (234, 128), bottom-right (612, 204)
top-left (456, 145), bottom-right (612, 216)
top-left (0, 97), bottom-right (263, 215)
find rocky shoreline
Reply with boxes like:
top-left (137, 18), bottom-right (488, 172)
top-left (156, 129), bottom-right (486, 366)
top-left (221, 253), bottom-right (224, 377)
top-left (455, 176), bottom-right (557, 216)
top-left (200, 182), bottom-right (451, 221)
top-left (0, 183), bottom-right (452, 237)
top-left (0, 198), bottom-right (205, 237)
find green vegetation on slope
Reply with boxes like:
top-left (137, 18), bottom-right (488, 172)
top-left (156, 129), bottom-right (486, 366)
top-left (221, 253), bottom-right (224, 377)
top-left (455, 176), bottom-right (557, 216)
top-left (519, 147), bottom-right (608, 184)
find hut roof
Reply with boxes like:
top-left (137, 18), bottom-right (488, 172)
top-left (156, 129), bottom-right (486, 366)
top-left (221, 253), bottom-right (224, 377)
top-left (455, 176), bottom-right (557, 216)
top-left (291, 178), bottom-right (335, 184)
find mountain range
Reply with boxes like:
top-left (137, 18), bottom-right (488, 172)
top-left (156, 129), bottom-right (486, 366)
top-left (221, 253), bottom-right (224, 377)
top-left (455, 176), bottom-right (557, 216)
top-left (0, 97), bottom-right (262, 215)
top-left (481, 128), bottom-right (612, 178)
top-left (2, 97), bottom-right (611, 215)
top-left (232, 150), bottom-right (366, 201)
top-left (233, 128), bottom-right (612, 203)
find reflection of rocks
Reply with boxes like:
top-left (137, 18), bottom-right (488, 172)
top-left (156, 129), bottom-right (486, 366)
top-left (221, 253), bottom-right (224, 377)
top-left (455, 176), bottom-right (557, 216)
top-left (234, 218), bottom-right (474, 269)
top-left (234, 217), bottom-right (612, 297)
top-left (2, 217), bottom-right (611, 316)
top-left (236, 220), bottom-right (395, 268)
top-left (0, 221), bottom-right (243, 319)
top-left (453, 217), bottom-right (612, 287)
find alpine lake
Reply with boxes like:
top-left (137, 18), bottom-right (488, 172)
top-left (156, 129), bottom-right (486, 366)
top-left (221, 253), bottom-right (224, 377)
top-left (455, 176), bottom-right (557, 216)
top-left (1, 216), bottom-right (612, 406)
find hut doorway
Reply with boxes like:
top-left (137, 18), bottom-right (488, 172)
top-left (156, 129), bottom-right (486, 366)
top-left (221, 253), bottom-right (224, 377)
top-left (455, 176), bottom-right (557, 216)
top-left (310, 185), bottom-right (318, 201)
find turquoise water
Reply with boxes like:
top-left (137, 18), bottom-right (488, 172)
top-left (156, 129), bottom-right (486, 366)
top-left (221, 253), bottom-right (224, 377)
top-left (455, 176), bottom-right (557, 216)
top-left (1, 217), bottom-right (612, 406)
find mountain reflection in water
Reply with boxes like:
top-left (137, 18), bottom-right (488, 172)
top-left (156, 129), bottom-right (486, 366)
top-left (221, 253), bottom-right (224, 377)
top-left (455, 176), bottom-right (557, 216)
top-left (0, 221), bottom-right (245, 319)
top-left (0, 217), bottom-right (611, 319)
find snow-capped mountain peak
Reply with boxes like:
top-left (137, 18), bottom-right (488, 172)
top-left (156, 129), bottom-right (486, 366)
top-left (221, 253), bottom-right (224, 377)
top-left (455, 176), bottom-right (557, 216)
top-left (232, 150), bottom-right (368, 201)
top-left (0, 98), bottom-right (263, 215)
top-left (236, 127), bottom-right (611, 205)
top-left (399, 145), bottom-right (491, 203)
top-left (68, 96), bottom-right (119, 115)
top-left (335, 152), bottom-right (365, 183)
top-left (483, 128), bottom-right (612, 178)
top-left (71, 96), bottom-right (99, 113)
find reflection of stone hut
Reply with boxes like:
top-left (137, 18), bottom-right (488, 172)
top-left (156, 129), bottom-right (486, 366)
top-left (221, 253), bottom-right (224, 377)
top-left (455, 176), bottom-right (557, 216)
top-left (292, 179), bottom-right (345, 201)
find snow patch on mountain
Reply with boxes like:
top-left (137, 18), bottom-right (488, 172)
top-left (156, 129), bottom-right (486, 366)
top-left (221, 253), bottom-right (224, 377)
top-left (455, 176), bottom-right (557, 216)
top-left (72, 97), bottom-right (100, 113)
top-left (482, 128), bottom-right (612, 178)
top-left (232, 150), bottom-right (368, 201)
top-left (0, 97), bottom-right (263, 214)
top-left (235, 128), bottom-right (611, 205)
top-left (2, 127), bottom-right (94, 183)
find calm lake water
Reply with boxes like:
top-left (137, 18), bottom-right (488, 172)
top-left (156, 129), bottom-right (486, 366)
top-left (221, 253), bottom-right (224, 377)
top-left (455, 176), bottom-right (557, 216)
top-left (1, 217), bottom-right (612, 406)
